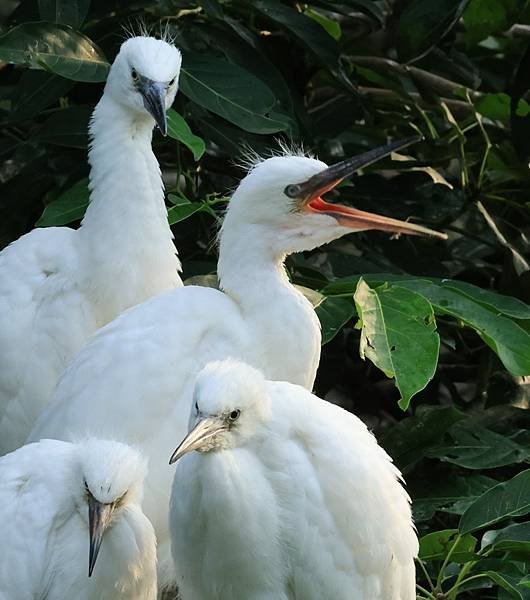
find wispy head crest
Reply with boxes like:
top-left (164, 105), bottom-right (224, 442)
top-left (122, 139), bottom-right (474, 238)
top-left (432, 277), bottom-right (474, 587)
top-left (234, 139), bottom-right (314, 174)
top-left (120, 18), bottom-right (178, 46)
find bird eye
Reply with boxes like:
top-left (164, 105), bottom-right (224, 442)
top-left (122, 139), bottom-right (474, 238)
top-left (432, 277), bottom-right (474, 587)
top-left (131, 68), bottom-right (138, 81)
top-left (228, 409), bottom-right (241, 422)
top-left (194, 401), bottom-right (199, 412)
top-left (168, 77), bottom-right (175, 86)
top-left (284, 184), bottom-right (301, 198)
top-left (84, 480), bottom-right (89, 493)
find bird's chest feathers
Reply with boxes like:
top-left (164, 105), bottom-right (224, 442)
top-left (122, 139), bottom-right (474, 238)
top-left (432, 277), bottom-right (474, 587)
top-left (245, 291), bottom-right (321, 388)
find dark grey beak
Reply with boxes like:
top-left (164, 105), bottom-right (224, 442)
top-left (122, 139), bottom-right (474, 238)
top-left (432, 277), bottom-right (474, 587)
top-left (284, 136), bottom-right (422, 200)
top-left (88, 494), bottom-right (114, 577)
top-left (139, 79), bottom-right (168, 136)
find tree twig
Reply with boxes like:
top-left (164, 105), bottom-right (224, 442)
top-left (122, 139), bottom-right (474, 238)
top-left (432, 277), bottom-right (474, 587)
top-left (350, 55), bottom-right (481, 100)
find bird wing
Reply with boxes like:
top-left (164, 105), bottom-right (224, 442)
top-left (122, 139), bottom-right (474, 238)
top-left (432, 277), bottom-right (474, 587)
top-left (0, 439), bottom-right (74, 598)
top-left (0, 227), bottom-right (96, 452)
top-left (266, 382), bottom-right (418, 600)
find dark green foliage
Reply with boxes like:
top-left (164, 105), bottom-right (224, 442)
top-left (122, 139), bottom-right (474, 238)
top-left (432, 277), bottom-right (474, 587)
top-left (1, 1), bottom-right (530, 596)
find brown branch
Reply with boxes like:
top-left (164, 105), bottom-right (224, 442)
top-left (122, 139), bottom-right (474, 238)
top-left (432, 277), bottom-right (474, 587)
top-left (358, 86), bottom-right (472, 118)
top-left (349, 55), bottom-right (481, 100)
top-left (505, 24), bottom-right (530, 38)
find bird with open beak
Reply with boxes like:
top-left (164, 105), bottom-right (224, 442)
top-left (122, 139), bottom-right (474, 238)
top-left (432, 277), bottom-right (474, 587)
top-left (282, 135), bottom-right (446, 239)
top-left (29, 135), bottom-right (445, 591)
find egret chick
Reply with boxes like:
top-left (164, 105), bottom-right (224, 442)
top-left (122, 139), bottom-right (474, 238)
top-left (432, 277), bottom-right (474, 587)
top-left (31, 138), bottom-right (440, 586)
top-left (0, 438), bottom-right (156, 599)
top-left (169, 359), bottom-right (418, 600)
top-left (0, 35), bottom-right (183, 453)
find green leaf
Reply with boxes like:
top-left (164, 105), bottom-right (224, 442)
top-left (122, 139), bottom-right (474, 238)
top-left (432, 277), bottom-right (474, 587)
top-left (353, 278), bottom-right (440, 409)
top-left (325, 275), bottom-right (530, 320)
top-left (311, 0), bottom-right (384, 23)
top-left (167, 195), bottom-right (205, 225)
top-left (460, 469), bottom-right (530, 534)
top-left (482, 522), bottom-right (530, 560)
top-left (395, 279), bottom-right (530, 376)
top-left (427, 421), bottom-right (530, 469)
top-left (475, 93), bottom-right (530, 121)
top-left (35, 105), bottom-right (91, 147)
top-left (0, 22), bottom-right (109, 82)
top-left (7, 70), bottom-right (73, 123)
top-left (439, 279), bottom-right (530, 319)
top-left (418, 529), bottom-right (477, 562)
top-left (179, 53), bottom-right (289, 134)
top-left (38, 0), bottom-right (91, 28)
top-left (315, 296), bottom-right (356, 344)
top-left (413, 472), bottom-right (498, 523)
top-left (382, 405), bottom-right (465, 472)
top-left (167, 109), bottom-right (205, 161)
top-left (485, 571), bottom-right (525, 599)
top-left (251, 0), bottom-right (341, 73)
top-left (397, 0), bottom-right (469, 63)
top-left (463, 0), bottom-right (517, 44)
top-left (37, 178), bottom-right (89, 226)
top-left (304, 8), bottom-right (341, 40)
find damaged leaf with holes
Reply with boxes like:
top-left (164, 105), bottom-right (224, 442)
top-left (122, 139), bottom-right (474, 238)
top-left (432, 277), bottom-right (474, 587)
top-left (354, 278), bottom-right (440, 410)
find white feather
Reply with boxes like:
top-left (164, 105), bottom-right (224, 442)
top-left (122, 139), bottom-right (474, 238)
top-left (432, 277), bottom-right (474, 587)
top-left (170, 360), bottom-right (418, 600)
top-left (0, 438), bottom-right (157, 599)
top-left (30, 151), bottom-right (431, 589)
top-left (0, 37), bottom-right (182, 453)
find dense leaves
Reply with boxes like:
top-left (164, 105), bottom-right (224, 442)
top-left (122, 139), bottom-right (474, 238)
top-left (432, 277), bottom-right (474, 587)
top-left (2, 0), bottom-right (530, 597)
top-left (0, 22), bottom-right (108, 81)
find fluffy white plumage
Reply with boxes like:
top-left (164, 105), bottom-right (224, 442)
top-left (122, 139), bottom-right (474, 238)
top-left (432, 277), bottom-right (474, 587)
top-left (30, 148), bottom-right (440, 587)
top-left (0, 438), bottom-right (157, 599)
top-left (0, 36), bottom-right (183, 453)
top-left (169, 359), bottom-right (418, 600)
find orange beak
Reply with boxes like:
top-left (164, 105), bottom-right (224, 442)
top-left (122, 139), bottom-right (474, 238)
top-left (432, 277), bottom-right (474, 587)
top-left (284, 136), bottom-right (447, 240)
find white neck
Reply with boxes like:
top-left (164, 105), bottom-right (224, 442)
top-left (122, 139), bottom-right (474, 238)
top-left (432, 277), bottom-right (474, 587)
top-left (79, 95), bottom-right (181, 324)
top-left (218, 221), bottom-right (321, 389)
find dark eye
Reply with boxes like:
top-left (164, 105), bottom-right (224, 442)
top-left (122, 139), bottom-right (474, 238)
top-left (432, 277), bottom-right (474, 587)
top-left (84, 480), bottom-right (89, 493)
top-left (228, 409), bottom-right (241, 422)
top-left (131, 68), bottom-right (138, 81)
top-left (194, 401), bottom-right (199, 412)
top-left (168, 77), bottom-right (176, 86)
top-left (284, 184), bottom-right (301, 198)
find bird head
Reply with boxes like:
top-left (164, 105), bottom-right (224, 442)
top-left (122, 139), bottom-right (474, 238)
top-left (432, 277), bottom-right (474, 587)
top-left (169, 360), bottom-right (271, 464)
top-left (105, 36), bottom-right (182, 135)
top-left (221, 137), bottom-right (447, 257)
top-left (75, 439), bottom-right (147, 577)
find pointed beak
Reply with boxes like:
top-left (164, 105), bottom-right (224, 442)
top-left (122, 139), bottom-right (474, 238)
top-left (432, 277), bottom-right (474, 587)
top-left (284, 136), bottom-right (447, 240)
top-left (139, 78), bottom-right (167, 136)
top-left (88, 495), bottom-right (114, 577)
top-left (169, 418), bottom-right (227, 465)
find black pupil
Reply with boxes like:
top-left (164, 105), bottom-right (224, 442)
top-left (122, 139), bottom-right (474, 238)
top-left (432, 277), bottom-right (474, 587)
top-left (230, 410), bottom-right (239, 420)
top-left (169, 78), bottom-right (175, 85)
top-left (132, 69), bottom-right (137, 79)
top-left (285, 184), bottom-right (299, 198)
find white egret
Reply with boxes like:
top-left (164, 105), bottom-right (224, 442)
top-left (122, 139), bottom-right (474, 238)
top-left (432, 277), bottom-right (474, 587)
top-left (169, 359), bottom-right (418, 600)
top-left (0, 36), bottom-right (183, 453)
top-left (0, 438), bottom-right (157, 599)
top-left (31, 138), bottom-right (443, 587)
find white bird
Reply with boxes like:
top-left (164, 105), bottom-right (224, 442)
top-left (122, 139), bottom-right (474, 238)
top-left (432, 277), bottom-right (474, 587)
top-left (30, 139), bottom-right (443, 587)
top-left (0, 35), bottom-right (183, 453)
top-left (0, 437), bottom-right (157, 599)
top-left (169, 359), bottom-right (418, 600)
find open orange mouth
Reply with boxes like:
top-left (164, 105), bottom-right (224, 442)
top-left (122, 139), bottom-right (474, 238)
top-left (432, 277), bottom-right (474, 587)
top-left (305, 195), bottom-right (447, 239)
top-left (285, 136), bottom-right (447, 240)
